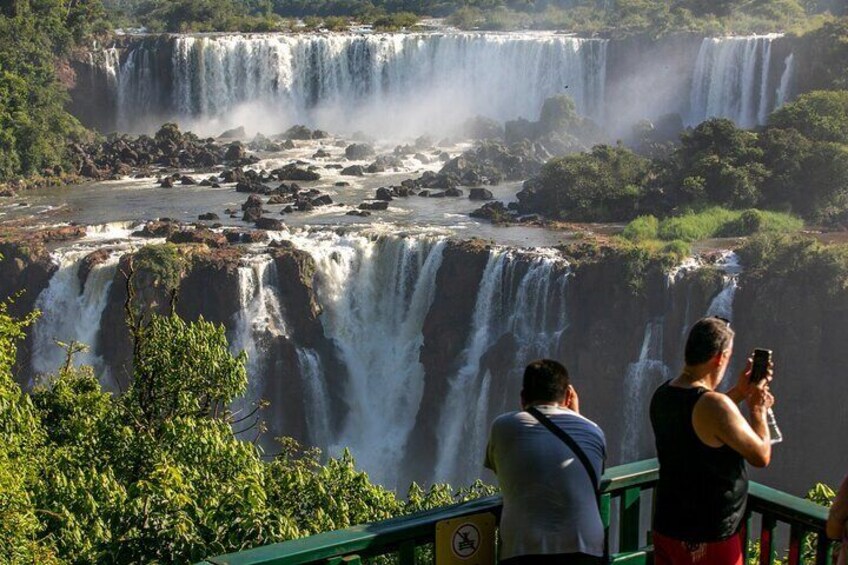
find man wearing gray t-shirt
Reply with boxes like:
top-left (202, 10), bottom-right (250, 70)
top-left (485, 359), bottom-right (606, 565)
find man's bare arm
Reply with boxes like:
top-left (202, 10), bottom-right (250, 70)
top-left (693, 391), bottom-right (772, 467)
top-left (827, 475), bottom-right (848, 540)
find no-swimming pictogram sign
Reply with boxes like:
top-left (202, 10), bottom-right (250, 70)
top-left (435, 513), bottom-right (495, 564)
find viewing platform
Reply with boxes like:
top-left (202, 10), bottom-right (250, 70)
top-left (199, 459), bottom-right (835, 565)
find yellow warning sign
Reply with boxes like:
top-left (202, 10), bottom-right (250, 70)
top-left (436, 513), bottom-right (496, 565)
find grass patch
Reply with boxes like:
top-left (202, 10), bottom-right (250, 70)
top-left (623, 208), bottom-right (803, 244)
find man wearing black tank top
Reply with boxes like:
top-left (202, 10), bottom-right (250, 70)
top-left (650, 317), bottom-right (775, 565)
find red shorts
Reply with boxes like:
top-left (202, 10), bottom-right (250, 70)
top-left (653, 531), bottom-right (744, 565)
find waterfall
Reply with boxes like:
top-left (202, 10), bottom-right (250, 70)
top-left (775, 53), bottom-right (795, 109)
top-left (286, 231), bottom-right (446, 486)
top-left (432, 249), bottom-right (570, 485)
top-left (689, 35), bottom-right (792, 128)
top-left (296, 348), bottom-right (332, 448)
top-left (706, 252), bottom-right (741, 321)
top-left (111, 32), bottom-right (608, 135)
top-left (620, 320), bottom-right (671, 462)
top-left (30, 248), bottom-right (121, 387)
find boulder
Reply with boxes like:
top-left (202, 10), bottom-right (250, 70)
top-left (341, 165), bottom-right (365, 177)
top-left (133, 220), bottom-right (180, 238)
top-left (359, 200), bottom-right (389, 211)
top-left (236, 180), bottom-right (271, 194)
top-left (167, 228), bottom-right (228, 248)
top-left (275, 164), bottom-right (321, 182)
top-left (346, 210), bottom-right (371, 217)
top-left (198, 212), bottom-right (220, 221)
top-left (345, 143), bottom-right (375, 160)
top-left (224, 229), bottom-right (269, 244)
top-left (159, 177), bottom-right (175, 188)
top-left (180, 175), bottom-right (197, 186)
top-left (218, 126), bottom-right (247, 140)
top-left (311, 194), bottom-right (333, 206)
top-left (445, 188), bottom-right (463, 197)
top-left (267, 194), bottom-right (290, 205)
top-left (221, 168), bottom-right (245, 183)
top-left (335, 181), bottom-right (351, 187)
top-left (255, 217), bottom-right (285, 230)
top-left (243, 207), bottom-right (262, 223)
top-left (376, 187), bottom-right (394, 201)
top-left (470, 201), bottom-right (511, 222)
top-left (224, 142), bottom-right (247, 162)
top-left (296, 199), bottom-right (315, 212)
top-left (469, 187), bottom-right (494, 201)
top-left (279, 125), bottom-right (313, 140)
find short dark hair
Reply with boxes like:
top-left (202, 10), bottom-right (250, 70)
top-left (685, 317), bottom-right (735, 366)
top-left (522, 359), bottom-right (570, 404)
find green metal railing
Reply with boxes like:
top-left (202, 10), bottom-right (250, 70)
top-left (200, 459), bottom-right (836, 565)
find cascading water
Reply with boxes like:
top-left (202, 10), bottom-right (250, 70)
top-left (689, 35), bottom-right (794, 128)
top-left (620, 319), bottom-right (670, 462)
top-left (231, 255), bottom-right (288, 410)
top-left (30, 248), bottom-right (122, 388)
top-left (110, 33), bottom-right (608, 135)
top-left (432, 249), bottom-right (570, 486)
top-left (706, 252), bottom-right (742, 321)
top-left (286, 231), bottom-right (447, 487)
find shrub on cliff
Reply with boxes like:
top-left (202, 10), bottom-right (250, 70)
top-left (769, 90), bottom-right (848, 144)
top-left (519, 145), bottom-right (650, 222)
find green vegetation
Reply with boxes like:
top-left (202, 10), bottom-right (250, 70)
top-left (0, 263), bottom-right (493, 564)
top-left (623, 208), bottom-right (803, 243)
top-left (98, 0), bottom-right (841, 35)
top-left (526, 91), bottom-right (848, 230)
top-left (0, 1), bottom-right (103, 182)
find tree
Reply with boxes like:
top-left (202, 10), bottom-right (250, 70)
top-left (530, 144), bottom-right (650, 221)
top-left (769, 90), bottom-right (848, 144)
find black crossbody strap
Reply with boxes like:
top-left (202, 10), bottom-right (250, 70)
top-left (526, 406), bottom-right (601, 497)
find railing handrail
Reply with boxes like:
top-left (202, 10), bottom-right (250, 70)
top-left (199, 458), bottom-right (830, 565)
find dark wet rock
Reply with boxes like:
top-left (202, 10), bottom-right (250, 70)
top-left (267, 194), bottom-right (291, 205)
top-left (168, 228), bottom-right (228, 248)
top-left (236, 179), bottom-right (272, 194)
top-left (346, 210), bottom-right (371, 217)
top-left (218, 126), bottom-right (246, 140)
top-left (248, 133), bottom-right (283, 152)
top-left (470, 201), bottom-right (512, 222)
top-left (224, 229), bottom-right (270, 244)
top-left (242, 207), bottom-right (263, 222)
top-left (311, 194), bottom-right (333, 206)
top-left (296, 199), bottom-right (314, 212)
top-left (359, 200), bottom-right (389, 211)
top-left (312, 129), bottom-right (329, 139)
top-left (180, 175), bottom-right (197, 186)
top-left (312, 149), bottom-right (332, 159)
top-left (281, 139), bottom-right (296, 150)
top-left (255, 217), bottom-right (285, 230)
top-left (335, 181), bottom-right (350, 187)
top-left (414, 153), bottom-right (431, 164)
top-left (220, 168), bottom-right (244, 183)
top-left (200, 179), bottom-right (213, 187)
top-left (133, 220), bottom-right (180, 238)
top-left (274, 164), bottom-right (321, 182)
top-left (159, 177), bottom-right (175, 188)
top-left (418, 190), bottom-right (430, 197)
top-left (445, 187), bottom-right (463, 197)
top-left (469, 187), bottom-right (494, 201)
top-left (198, 212), bottom-right (220, 221)
top-left (77, 249), bottom-right (112, 293)
top-left (282, 205), bottom-right (294, 214)
top-left (341, 165), bottom-right (365, 177)
top-left (279, 125), bottom-right (314, 140)
top-left (345, 143), bottom-right (375, 160)
top-left (429, 191), bottom-right (446, 198)
top-left (365, 163), bottom-right (385, 174)
top-left (224, 143), bottom-right (246, 162)
top-left (376, 187), bottom-right (394, 201)
top-left (242, 194), bottom-right (264, 212)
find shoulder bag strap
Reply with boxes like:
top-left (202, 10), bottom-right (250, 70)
top-left (526, 406), bottom-right (601, 499)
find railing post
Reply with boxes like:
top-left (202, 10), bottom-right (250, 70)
top-left (619, 488), bottom-right (641, 552)
top-left (398, 540), bottom-right (416, 565)
top-left (815, 533), bottom-right (831, 565)
top-left (601, 493), bottom-right (612, 555)
top-left (760, 514), bottom-right (777, 565)
top-left (787, 525), bottom-right (803, 565)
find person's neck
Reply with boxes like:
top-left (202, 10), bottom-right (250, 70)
top-left (675, 366), bottom-right (719, 390)
top-left (525, 401), bottom-right (562, 409)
